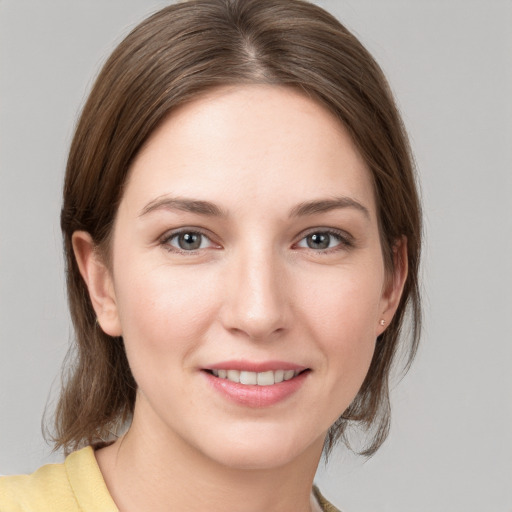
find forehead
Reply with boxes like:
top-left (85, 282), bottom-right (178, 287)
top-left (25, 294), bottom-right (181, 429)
top-left (123, 84), bottom-right (377, 220)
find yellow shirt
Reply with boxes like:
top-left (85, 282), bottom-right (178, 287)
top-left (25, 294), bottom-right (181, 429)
top-left (0, 446), bottom-right (117, 511)
top-left (0, 446), bottom-right (339, 512)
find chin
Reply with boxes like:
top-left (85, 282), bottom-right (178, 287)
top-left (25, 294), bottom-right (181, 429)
top-left (194, 424), bottom-right (325, 471)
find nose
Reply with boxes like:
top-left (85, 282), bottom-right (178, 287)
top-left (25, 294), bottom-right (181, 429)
top-left (219, 245), bottom-right (290, 341)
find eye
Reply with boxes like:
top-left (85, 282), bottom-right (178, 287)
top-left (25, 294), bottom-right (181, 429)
top-left (164, 230), bottom-right (215, 252)
top-left (296, 230), bottom-right (349, 251)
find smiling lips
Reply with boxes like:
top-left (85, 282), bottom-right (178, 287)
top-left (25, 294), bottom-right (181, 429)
top-left (203, 362), bottom-right (310, 407)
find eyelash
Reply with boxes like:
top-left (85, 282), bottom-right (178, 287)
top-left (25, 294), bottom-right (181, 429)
top-left (159, 228), bottom-right (354, 255)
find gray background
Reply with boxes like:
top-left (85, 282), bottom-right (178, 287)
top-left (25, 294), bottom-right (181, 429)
top-left (1, 1), bottom-right (511, 511)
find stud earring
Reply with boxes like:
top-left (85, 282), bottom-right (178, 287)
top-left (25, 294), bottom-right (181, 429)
top-left (379, 319), bottom-right (386, 326)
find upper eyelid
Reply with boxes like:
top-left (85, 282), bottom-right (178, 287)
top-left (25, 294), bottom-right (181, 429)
top-left (295, 227), bottom-right (354, 243)
top-left (160, 227), bottom-right (215, 242)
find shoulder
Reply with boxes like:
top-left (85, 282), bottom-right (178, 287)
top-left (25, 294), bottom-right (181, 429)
top-left (0, 456), bottom-right (76, 511)
top-left (0, 446), bottom-right (117, 512)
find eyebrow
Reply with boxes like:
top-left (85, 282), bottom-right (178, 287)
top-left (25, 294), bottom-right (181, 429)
top-left (139, 197), bottom-right (227, 218)
top-left (289, 196), bottom-right (370, 219)
top-left (139, 195), bottom-right (370, 219)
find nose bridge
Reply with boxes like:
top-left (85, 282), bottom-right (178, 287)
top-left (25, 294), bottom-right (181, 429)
top-left (222, 238), bottom-right (288, 340)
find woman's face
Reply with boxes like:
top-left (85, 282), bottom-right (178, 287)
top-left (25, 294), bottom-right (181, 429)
top-left (88, 85), bottom-right (403, 470)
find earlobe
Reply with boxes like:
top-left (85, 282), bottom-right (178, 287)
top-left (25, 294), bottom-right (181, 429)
top-left (377, 236), bottom-right (408, 336)
top-left (72, 231), bottom-right (122, 337)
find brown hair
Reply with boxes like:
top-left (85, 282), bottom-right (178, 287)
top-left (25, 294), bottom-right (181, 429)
top-left (56, 0), bottom-right (421, 457)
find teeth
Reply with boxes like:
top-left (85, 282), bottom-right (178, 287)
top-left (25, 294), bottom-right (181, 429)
top-left (211, 369), bottom-right (302, 385)
top-left (257, 370), bottom-right (274, 386)
top-left (284, 370), bottom-right (295, 381)
top-left (227, 369), bottom-right (240, 382)
top-left (274, 369), bottom-right (284, 383)
top-left (240, 371), bottom-right (257, 385)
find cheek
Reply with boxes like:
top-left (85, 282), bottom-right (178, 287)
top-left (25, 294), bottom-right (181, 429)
top-left (301, 264), bottom-right (383, 334)
top-left (298, 265), bottom-right (383, 381)
top-left (113, 262), bottom-right (220, 365)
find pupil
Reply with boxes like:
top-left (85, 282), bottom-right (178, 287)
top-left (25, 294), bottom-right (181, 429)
top-left (179, 232), bottom-right (201, 250)
top-left (308, 233), bottom-right (329, 249)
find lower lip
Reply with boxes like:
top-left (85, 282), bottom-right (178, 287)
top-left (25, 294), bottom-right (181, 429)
top-left (203, 371), bottom-right (309, 408)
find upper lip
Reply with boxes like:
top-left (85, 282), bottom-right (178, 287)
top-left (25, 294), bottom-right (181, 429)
top-left (205, 360), bottom-right (308, 372)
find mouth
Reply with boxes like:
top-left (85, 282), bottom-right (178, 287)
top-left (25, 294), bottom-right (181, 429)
top-left (203, 368), bottom-right (309, 386)
top-left (202, 363), bottom-right (310, 407)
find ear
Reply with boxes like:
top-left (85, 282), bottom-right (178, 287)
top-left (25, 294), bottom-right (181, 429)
top-left (376, 236), bottom-right (408, 337)
top-left (72, 231), bottom-right (122, 337)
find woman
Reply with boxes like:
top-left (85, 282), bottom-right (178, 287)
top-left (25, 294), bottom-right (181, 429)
top-left (0, 0), bottom-right (421, 510)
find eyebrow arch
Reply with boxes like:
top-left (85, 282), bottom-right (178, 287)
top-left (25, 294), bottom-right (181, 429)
top-left (289, 197), bottom-right (370, 219)
top-left (139, 196), bottom-right (227, 218)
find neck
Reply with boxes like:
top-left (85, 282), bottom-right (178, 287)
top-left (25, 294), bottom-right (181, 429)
top-left (96, 404), bottom-right (324, 512)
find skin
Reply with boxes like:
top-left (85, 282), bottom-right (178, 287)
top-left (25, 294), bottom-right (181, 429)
top-left (73, 85), bottom-right (407, 512)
